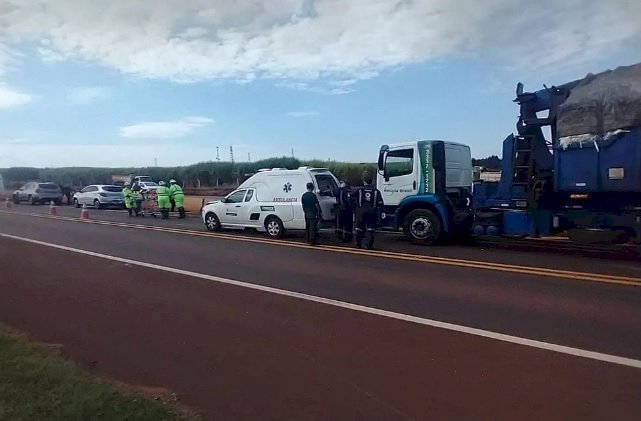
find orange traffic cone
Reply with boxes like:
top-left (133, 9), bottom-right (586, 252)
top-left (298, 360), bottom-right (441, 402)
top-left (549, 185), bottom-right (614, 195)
top-left (80, 204), bottom-right (89, 220)
top-left (4, 197), bottom-right (12, 209)
top-left (48, 200), bottom-right (57, 215)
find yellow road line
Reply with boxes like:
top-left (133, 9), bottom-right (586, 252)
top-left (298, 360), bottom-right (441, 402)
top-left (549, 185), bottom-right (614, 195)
top-left (2, 209), bottom-right (641, 287)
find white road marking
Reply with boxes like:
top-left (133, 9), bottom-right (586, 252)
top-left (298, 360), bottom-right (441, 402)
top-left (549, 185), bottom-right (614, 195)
top-left (1, 231), bottom-right (640, 370)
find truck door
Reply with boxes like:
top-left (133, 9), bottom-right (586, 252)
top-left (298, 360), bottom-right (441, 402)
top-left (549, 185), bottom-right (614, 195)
top-left (380, 146), bottom-right (419, 206)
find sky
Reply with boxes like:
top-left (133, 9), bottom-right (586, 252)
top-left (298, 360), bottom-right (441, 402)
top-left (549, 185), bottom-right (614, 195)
top-left (0, 0), bottom-right (640, 168)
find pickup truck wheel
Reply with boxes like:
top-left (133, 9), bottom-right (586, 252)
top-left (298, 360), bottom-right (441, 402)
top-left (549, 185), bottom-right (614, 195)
top-left (404, 209), bottom-right (441, 245)
top-left (205, 212), bottom-right (221, 232)
top-left (265, 216), bottom-right (285, 238)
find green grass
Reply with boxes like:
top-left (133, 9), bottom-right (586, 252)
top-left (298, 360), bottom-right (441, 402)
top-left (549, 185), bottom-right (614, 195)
top-left (0, 326), bottom-right (194, 421)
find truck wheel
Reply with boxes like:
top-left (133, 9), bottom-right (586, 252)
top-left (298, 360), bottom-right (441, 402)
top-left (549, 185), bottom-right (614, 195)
top-left (265, 216), bottom-right (285, 238)
top-left (205, 212), bottom-right (221, 232)
top-left (404, 209), bottom-right (441, 245)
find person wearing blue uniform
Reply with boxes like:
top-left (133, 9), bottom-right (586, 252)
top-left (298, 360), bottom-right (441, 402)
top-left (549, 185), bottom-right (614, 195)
top-left (301, 182), bottom-right (321, 245)
top-left (353, 174), bottom-right (384, 249)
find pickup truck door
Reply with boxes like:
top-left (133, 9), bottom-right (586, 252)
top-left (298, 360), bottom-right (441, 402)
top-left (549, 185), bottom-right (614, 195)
top-left (222, 189), bottom-right (248, 225)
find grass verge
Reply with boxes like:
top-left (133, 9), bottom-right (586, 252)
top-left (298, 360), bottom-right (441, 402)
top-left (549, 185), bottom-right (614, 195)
top-left (0, 325), bottom-right (194, 421)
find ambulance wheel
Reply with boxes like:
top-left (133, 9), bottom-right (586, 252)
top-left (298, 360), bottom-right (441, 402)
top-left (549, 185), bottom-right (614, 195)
top-left (404, 209), bottom-right (441, 245)
top-left (205, 212), bottom-right (221, 231)
top-left (265, 216), bottom-right (285, 238)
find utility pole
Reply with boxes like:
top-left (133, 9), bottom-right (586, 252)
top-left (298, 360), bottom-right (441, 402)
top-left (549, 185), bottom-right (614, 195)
top-left (216, 146), bottom-right (220, 161)
top-left (291, 148), bottom-right (294, 158)
top-left (230, 146), bottom-right (234, 164)
top-left (248, 152), bottom-right (251, 162)
top-left (154, 157), bottom-right (158, 167)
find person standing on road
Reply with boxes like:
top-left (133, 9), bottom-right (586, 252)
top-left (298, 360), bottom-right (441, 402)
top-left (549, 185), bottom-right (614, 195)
top-left (169, 179), bottom-right (186, 219)
top-left (335, 181), bottom-right (354, 242)
top-left (123, 183), bottom-right (135, 217)
top-left (301, 182), bottom-right (321, 245)
top-left (353, 173), bottom-right (384, 249)
top-left (156, 181), bottom-right (171, 220)
top-left (131, 183), bottom-right (143, 217)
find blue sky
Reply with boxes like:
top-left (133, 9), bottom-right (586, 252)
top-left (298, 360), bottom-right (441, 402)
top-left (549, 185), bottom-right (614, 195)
top-left (0, 0), bottom-right (640, 167)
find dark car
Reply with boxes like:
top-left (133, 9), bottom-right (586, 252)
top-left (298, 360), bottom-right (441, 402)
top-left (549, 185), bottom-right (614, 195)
top-left (13, 182), bottom-right (63, 205)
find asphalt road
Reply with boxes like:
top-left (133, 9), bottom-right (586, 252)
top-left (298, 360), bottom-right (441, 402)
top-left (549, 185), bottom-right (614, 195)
top-left (1, 205), bottom-right (641, 419)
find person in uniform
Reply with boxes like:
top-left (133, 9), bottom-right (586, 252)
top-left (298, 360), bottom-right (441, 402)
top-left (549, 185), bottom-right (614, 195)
top-left (353, 173), bottom-right (384, 249)
top-left (335, 181), bottom-right (354, 242)
top-left (156, 181), bottom-right (171, 220)
top-left (123, 183), bottom-right (135, 216)
top-left (301, 182), bottom-right (321, 245)
top-left (169, 179), bottom-right (186, 219)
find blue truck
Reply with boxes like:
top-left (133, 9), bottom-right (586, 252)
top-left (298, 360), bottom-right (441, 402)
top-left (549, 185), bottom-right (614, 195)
top-left (376, 62), bottom-right (641, 245)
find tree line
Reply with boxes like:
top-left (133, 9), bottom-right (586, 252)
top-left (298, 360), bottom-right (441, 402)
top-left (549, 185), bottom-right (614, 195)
top-left (1, 155), bottom-right (501, 190)
top-left (0, 157), bottom-right (378, 189)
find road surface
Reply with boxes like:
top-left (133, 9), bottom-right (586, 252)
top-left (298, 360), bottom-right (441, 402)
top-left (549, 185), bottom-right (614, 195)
top-left (1, 205), bottom-right (640, 420)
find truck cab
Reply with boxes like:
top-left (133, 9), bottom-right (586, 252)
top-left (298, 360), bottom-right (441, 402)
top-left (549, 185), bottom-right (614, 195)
top-left (377, 140), bottom-right (473, 244)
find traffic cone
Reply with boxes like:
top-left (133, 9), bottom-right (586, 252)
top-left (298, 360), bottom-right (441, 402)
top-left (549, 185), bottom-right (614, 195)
top-left (80, 204), bottom-right (89, 220)
top-left (4, 197), bottom-right (12, 209)
top-left (48, 200), bottom-right (57, 215)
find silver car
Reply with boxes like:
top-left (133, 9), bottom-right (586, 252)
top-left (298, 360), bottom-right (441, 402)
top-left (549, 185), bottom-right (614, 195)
top-left (72, 185), bottom-right (124, 209)
top-left (13, 182), bottom-right (63, 205)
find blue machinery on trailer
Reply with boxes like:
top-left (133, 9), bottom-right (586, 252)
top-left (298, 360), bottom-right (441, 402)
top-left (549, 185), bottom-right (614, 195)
top-left (472, 62), bottom-right (641, 244)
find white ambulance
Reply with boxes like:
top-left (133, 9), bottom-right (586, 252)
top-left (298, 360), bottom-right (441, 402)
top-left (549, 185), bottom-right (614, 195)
top-left (201, 167), bottom-right (339, 238)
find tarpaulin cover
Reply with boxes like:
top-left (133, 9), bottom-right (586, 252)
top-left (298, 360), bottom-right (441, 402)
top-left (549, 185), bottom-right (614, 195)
top-left (557, 62), bottom-right (641, 137)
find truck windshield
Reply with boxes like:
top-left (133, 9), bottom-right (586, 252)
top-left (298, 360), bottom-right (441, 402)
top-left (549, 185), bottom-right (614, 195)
top-left (314, 174), bottom-right (338, 194)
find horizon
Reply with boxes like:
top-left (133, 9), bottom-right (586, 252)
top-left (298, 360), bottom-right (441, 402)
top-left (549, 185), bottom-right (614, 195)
top-left (1, 1), bottom-right (640, 167)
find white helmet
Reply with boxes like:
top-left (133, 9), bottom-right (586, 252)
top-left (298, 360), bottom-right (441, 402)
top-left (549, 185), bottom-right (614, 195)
top-left (159, 181), bottom-right (166, 186)
top-left (170, 179), bottom-right (176, 184)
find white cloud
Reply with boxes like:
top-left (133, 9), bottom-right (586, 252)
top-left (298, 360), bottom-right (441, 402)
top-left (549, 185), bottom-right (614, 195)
top-left (0, 0), bottom-right (639, 89)
top-left (66, 86), bottom-right (110, 105)
top-left (0, 84), bottom-right (32, 108)
top-left (119, 116), bottom-right (214, 139)
top-left (285, 111), bottom-right (319, 118)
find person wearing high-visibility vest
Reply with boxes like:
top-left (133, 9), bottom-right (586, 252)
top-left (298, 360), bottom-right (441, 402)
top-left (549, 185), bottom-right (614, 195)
top-left (169, 179), bottom-right (186, 219)
top-left (156, 181), bottom-right (171, 219)
top-left (123, 183), bottom-right (135, 216)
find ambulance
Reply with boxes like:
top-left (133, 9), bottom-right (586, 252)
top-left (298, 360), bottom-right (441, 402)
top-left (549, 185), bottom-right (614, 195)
top-left (201, 167), bottom-right (339, 238)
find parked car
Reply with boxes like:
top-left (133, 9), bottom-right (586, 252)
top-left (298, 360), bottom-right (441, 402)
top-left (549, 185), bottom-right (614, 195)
top-left (72, 185), bottom-right (124, 209)
top-left (201, 167), bottom-right (339, 238)
top-left (13, 182), bottom-right (63, 205)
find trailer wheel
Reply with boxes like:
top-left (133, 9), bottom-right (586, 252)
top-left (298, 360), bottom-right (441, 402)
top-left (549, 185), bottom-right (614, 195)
top-left (404, 209), bottom-right (441, 245)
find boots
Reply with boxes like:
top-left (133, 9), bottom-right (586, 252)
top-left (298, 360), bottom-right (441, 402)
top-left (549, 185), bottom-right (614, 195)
top-left (161, 209), bottom-right (169, 219)
top-left (178, 207), bottom-right (186, 219)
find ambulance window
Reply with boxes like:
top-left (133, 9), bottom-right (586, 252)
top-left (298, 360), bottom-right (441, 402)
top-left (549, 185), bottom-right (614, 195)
top-left (385, 149), bottom-right (414, 177)
top-left (314, 174), bottom-right (338, 193)
top-left (226, 190), bottom-right (246, 203)
top-left (245, 190), bottom-right (254, 202)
